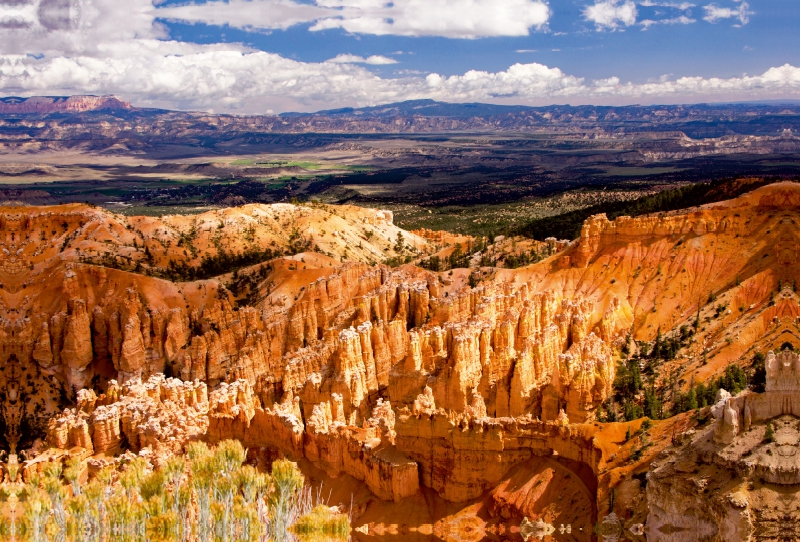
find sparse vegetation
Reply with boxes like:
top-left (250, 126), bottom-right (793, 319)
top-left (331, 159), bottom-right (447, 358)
top-left (292, 506), bottom-right (350, 538)
top-left (0, 440), bottom-right (349, 542)
top-left (673, 363), bottom-right (748, 414)
top-left (512, 177), bottom-right (779, 241)
top-left (765, 421), bottom-right (775, 443)
top-left (610, 325), bottom-right (757, 421)
top-left (163, 247), bottom-right (292, 282)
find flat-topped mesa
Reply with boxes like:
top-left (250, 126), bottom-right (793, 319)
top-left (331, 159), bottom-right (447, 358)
top-left (568, 182), bottom-right (800, 270)
top-left (569, 209), bottom-right (750, 268)
top-left (0, 95), bottom-right (132, 115)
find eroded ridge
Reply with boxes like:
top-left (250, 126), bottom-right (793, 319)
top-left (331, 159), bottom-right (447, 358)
top-left (4, 182), bottom-right (800, 538)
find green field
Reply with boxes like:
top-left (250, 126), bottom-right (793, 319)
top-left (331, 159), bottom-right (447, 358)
top-left (254, 161), bottom-right (374, 172)
top-left (592, 166), bottom-right (686, 177)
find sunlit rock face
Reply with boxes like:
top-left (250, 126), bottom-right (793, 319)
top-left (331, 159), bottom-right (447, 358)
top-left (6, 183), bottom-right (800, 535)
top-left (0, 95), bottom-right (129, 114)
top-left (648, 348), bottom-right (800, 541)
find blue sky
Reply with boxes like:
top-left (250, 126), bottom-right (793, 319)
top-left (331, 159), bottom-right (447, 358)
top-left (1, 0), bottom-right (799, 112)
top-left (162, 0), bottom-right (793, 83)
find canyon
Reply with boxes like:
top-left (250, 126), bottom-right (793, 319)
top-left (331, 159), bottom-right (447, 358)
top-left (2, 181), bottom-right (800, 540)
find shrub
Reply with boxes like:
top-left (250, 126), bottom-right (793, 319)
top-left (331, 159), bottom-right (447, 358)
top-left (765, 421), bottom-right (775, 443)
top-left (8, 440), bottom-right (350, 542)
top-left (293, 505), bottom-right (351, 537)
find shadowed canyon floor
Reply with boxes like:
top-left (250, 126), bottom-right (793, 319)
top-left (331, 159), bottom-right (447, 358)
top-left (4, 182), bottom-right (800, 540)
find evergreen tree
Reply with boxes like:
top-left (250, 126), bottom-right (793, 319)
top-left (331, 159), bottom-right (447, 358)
top-left (644, 386), bottom-right (662, 420)
top-left (651, 328), bottom-right (663, 358)
top-left (695, 382), bottom-right (708, 407)
top-left (751, 352), bottom-right (766, 392)
top-left (687, 386), bottom-right (698, 410)
top-left (765, 421), bottom-right (775, 443)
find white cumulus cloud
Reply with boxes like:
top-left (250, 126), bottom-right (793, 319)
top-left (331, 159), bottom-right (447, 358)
top-left (703, 1), bottom-right (751, 25)
top-left (0, 0), bottom-right (792, 113)
top-left (422, 63), bottom-right (587, 100)
top-left (328, 54), bottom-right (398, 65)
top-left (583, 0), bottom-right (638, 30)
top-left (312, 0), bottom-right (551, 38)
top-left (157, 0), bottom-right (551, 39)
top-left (156, 0), bottom-right (329, 31)
top-left (1, 0), bottom-right (166, 56)
top-left (6, 45), bottom-right (800, 113)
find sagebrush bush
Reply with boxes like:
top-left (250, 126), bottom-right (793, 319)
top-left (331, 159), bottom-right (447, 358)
top-left (0, 440), bottom-right (349, 542)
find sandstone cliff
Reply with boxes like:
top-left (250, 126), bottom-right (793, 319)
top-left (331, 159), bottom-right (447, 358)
top-left (6, 182), bottom-right (800, 536)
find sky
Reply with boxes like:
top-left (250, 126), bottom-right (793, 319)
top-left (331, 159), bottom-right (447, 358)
top-left (1, 0), bottom-right (799, 113)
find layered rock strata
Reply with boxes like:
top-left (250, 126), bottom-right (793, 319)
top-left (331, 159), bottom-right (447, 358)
top-left (8, 182), bottom-right (800, 523)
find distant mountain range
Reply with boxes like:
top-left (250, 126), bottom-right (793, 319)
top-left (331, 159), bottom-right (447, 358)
top-left (281, 98), bottom-right (800, 118)
top-left (4, 94), bottom-right (800, 120)
top-left (279, 99), bottom-right (540, 118)
top-left (2, 95), bottom-right (800, 140)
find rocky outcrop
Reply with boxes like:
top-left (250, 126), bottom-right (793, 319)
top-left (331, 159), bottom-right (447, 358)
top-left (646, 347), bottom-right (800, 541)
top-left (0, 195), bottom-right (636, 508)
top-left (394, 410), bottom-right (601, 501)
top-left (304, 399), bottom-right (419, 502)
top-left (15, 182), bottom-right (800, 532)
top-left (46, 375), bottom-right (209, 460)
top-left (32, 321), bottom-right (54, 368)
top-left (60, 299), bottom-right (94, 389)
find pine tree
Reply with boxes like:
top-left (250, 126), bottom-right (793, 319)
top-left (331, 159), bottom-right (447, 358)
top-left (652, 327), bottom-right (663, 358)
top-left (644, 386), bottom-right (662, 420)
top-left (394, 232), bottom-right (405, 253)
top-left (696, 382), bottom-right (708, 407)
top-left (687, 386), bottom-right (698, 410)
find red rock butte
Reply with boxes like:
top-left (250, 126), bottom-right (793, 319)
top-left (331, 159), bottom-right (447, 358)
top-left (0, 95), bottom-right (131, 115)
